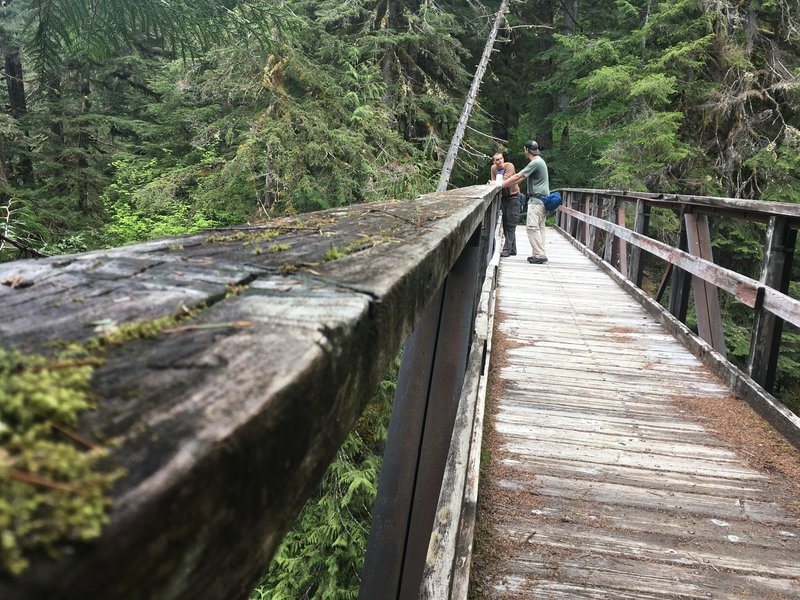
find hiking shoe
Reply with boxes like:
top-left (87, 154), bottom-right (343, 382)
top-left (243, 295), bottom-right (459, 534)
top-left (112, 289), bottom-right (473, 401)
top-left (510, 250), bottom-right (517, 255)
top-left (527, 256), bottom-right (547, 264)
top-left (500, 250), bottom-right (510, 257)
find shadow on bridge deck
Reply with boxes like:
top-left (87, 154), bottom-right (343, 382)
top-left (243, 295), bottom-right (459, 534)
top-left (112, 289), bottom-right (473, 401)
top-left (474, 226), bottom-right (800, 598)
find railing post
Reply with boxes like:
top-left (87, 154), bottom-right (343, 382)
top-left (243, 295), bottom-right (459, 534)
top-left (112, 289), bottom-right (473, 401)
top-left (668, 208), bottom-right (692, 322)
top-left (360, 219), bottom-right (488, 600)
top-left (628, 199), bottom-right (651, 286)
top-left (588, 193), bottom-right (601, 254)
top-left (567, 192), bottom-right (577, 238)
top-left (616, 201), bottom-right (628, 275)
top-left (603, 197), bottom-right (618, 265)
top-left (685, 213), bottom-right (726, 355)
top-left (556, 192), bottom-right (567, 229)
top-left (748, 217), bottom-right (796, 391)
top-left (583, 194), bottom-right (594, 248)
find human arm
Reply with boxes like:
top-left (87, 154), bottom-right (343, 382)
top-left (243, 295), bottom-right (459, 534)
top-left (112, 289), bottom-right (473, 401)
top-left (501, 171), bottom-right (524, 189)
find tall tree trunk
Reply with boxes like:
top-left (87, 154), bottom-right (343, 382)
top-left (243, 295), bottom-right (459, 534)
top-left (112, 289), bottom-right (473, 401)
top-left (4, 43), bottom-right (33, 185)
top-left (559, 0), bottom-right (579, 147)
top-left (437, 0), bottom-right (511, 191)
top-left (4, 45), bottom-right (26, 119)
top-left (77, 72), bottom-right (91, 213)
top-left (537, 0), bottom-right (555, 151)
top-left (48, 77), bottom-right (64, 145)
top-left (379, 0), bottom-right (422, 140)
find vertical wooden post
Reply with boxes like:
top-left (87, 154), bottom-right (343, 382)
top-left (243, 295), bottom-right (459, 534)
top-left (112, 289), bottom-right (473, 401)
top-left (569, 193), bottom-right (580, 239)
top-left (628, 199), bottom-right (651, 287)
top-left (616, 202), bottom-right (628, 276)
top-left (582, 194), bottom-right (591, 246)
top-left (685, 213), bottom-right (726, 355)
top-left (586, 194), bottom-right (599, 253)
top-left (603, 197), bottom-right (618, 265)
top-left (556, 191), bottom-right (568, 230)
top-left (747, 217), bottom-right (796, 391)
top-left (360, 223), bottom-right (486, 600)
top-left (668, 208), bottom-right (692, 323)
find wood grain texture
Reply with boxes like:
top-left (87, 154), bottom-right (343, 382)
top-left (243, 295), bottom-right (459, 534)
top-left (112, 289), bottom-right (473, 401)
top-left (0, 186), bottom-right (496, 600)
top-left (474, 227), bottom-right (800, 599)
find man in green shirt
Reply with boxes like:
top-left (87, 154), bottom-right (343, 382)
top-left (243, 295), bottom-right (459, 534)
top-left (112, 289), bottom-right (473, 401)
top-left (500, 140), bottom-right (550, 264)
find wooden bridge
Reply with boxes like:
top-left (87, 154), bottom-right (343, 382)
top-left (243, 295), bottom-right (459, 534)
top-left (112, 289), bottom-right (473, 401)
top-left (1, 186), bottom-right (799, 599)
top-left (470, 231), bottom-right (800, 598)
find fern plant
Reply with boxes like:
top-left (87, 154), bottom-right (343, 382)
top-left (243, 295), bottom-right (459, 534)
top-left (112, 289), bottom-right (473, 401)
top-left (250, 359), bottom-right (398, 600)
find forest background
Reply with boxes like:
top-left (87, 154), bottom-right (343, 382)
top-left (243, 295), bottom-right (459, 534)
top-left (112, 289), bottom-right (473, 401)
top-left (0, 0), bottom-right (798, 597)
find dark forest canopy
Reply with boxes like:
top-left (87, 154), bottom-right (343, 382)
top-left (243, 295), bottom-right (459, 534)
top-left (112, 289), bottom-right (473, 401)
top-left (0, 0), bottom-right (797, 259)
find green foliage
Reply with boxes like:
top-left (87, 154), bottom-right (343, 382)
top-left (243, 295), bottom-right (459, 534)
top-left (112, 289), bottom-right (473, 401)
top-left (21, 0), bottom-right (291, 77)
top-left (743, 131), bottom-right (800, 203)
top-left (250, 358), bottom-right (398, 600)
top-left (99, 157), bottom-right (216, 246)
top-left (0, 348), bottom-right (118, 576)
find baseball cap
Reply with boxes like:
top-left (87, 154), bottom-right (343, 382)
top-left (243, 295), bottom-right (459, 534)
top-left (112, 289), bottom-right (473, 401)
top-left (524, 140), bottom-right (540, 155)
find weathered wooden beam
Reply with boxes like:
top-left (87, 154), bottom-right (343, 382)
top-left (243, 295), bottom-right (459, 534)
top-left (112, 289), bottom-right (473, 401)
top-left (396, 229), bottom-right (483, 598)
top-left (560, 206), bottom-right (800, 328)
top-left (616, 202), bottom-right (628, 276)
top-left (0, 185), bottom-right (498, 600)
top-left (748, 217), bottom-right (796, 391)
top-left (419, 243), bottom-right (497, 600)
top-left (603, 197), bottom-right (618, 265)
top-left (628, 199), bottom-right (650, 287)
top-left (668, 210), bottom-right (692, 323)
top-left (582, 194), bottom-right (591, 247)
top-left (560, 188), bottom-right (800, 222)
top-left (685, 213), bottom-right (726, 355)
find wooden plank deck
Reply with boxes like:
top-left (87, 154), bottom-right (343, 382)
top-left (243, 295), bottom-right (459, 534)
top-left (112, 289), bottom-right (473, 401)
top-left (473, 226), bottom-right (800, 599)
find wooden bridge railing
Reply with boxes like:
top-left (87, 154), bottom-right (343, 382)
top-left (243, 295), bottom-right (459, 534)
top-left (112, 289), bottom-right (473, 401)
top-left (0, 185), bottom-right (500, 599)
top-left (554, 188), bottom-right (800, 447)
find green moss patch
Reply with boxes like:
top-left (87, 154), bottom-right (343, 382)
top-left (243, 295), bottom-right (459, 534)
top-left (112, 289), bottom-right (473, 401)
top-left (0, 348), bottom-right (121, 576)
top-left (0, 310), bottom-right (203, 576)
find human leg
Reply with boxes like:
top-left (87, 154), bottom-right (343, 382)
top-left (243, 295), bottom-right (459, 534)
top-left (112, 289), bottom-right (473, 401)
top-left (501, 196), bottom-right (519, 255)
top-left (526, 202), bottom-right (547, 260)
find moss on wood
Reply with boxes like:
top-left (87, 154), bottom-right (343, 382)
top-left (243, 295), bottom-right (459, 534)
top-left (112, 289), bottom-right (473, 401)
top-left (0, 307), bottom-right (209, 576)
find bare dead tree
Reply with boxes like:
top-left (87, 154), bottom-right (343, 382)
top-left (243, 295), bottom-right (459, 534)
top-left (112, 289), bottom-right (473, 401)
top-left (437, 0), bottom-right (511, 191)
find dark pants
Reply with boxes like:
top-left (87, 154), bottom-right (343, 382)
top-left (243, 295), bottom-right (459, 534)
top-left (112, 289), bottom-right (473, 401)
top-left (501, 194), bottom-right (520, 254)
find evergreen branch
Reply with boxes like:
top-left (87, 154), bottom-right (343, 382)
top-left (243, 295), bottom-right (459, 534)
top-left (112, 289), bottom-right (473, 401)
top-left (24, 0), bottom-right (292, 79)
top-left (0, 233), bottom-right (46, 257)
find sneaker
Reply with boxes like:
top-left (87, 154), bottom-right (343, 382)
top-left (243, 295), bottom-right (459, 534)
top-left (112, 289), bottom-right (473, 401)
top-left (527, 256), bottom-right (547, 264)
top-left (510, 250), bottom-right (517, 256)
top-left (500, 250), bottom-right (510, 258)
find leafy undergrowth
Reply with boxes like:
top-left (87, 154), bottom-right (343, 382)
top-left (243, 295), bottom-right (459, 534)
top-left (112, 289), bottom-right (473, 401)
top-left (250, 358), bottom-right (398, 600)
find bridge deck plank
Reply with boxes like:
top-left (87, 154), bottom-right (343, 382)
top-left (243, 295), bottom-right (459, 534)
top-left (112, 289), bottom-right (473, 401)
top-left (474, 226), bottom-right (800, 599)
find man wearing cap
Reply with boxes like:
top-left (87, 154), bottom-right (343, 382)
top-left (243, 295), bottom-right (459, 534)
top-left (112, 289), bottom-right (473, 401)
top-left (489, 152), bottom-right (521, 257)
top-left (500, 140), bottom-right (550, 264)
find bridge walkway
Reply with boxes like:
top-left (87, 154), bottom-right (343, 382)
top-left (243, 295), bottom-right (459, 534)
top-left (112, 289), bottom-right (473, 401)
top-left (473, 226), bottom-right (800, 598)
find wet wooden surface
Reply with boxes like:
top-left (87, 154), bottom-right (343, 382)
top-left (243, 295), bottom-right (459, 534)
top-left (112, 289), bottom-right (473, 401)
top-left (474, 226), bottom-right (800, 599)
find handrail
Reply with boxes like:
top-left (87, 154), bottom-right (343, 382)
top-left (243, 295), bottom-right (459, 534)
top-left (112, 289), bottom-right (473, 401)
top-left (560, 188), bottom-right (800, 221)
top-left (553, 188), bottom-right (800, 447)
top-left (0, 185), bottom-right (500, 599)
top-left (563, 205), bottom-right (800, 327)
